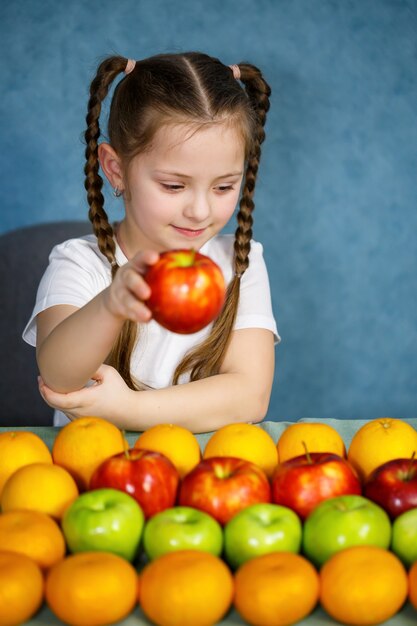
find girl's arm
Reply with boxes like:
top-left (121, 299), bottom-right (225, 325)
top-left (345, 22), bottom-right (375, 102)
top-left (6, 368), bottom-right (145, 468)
top-left (36, 250), bottom-right (158, 392)
top-left (130, 328), bottom-right (275, 431)
top-left (38, 327), bottom-right (275, 432)
top-left (36, 297), bottom-right (125, 392)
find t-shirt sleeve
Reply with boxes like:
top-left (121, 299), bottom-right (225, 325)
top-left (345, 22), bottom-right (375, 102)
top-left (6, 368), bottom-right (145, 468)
top-left (22, 238), bottom-right (110, 347)
top-left (234, 241), bottom-right (280, 343)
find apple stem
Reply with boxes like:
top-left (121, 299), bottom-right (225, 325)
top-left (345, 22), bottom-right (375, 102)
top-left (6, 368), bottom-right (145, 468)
top-left (190, 248), bottom-right (196, 265)
top-left (121, 430), bottom-right (130, 460)
top-left (302, 441), bottom-right (312, 464)
top-left (405, 450), bottom-right (416, 481)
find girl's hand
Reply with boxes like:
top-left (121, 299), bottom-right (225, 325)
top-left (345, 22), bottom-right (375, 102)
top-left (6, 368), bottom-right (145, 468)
top-left (38, 364), bottom-right (133, 424)
top-left (103, 250), bottom-right (159, 323)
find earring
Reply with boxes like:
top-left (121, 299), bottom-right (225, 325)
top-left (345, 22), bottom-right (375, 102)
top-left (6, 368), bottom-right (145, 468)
top-left (113, 187), bottom-right (123, 198)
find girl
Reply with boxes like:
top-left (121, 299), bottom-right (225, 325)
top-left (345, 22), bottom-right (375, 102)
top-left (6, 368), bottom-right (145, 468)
top-left (23, 52), bottom-right (279, 432)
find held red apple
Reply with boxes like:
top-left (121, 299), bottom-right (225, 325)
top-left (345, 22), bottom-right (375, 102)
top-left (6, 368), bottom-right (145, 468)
top-left (89, 448), bottom-right (180, 519)
top-left (271, 452), bottom-right (362, 519)
top-left (179, 456), bottom-right (271, 525)
top-left (364, 457), bottom-right (417, 518)
top-left (145, 249), bottom-right (226, 334)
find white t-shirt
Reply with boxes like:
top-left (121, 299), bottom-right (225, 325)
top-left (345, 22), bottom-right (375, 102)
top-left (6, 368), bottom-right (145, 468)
top-left (23, 233), bottom-right (279, 425)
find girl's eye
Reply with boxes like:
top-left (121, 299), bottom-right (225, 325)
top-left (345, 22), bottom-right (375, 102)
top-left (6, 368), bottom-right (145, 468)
top-left (161, 183), bottom-right (184, 191)
top-left (216, 185), bottom-right (234, 192)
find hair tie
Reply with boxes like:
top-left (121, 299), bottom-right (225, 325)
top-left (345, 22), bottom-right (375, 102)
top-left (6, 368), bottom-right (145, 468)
top-left (229, 64), bottom-right (241, 81)
top-left (124, 58), bottom-right (136, 75)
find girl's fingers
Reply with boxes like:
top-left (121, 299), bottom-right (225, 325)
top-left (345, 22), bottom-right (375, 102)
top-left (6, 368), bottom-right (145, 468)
top-left (124, 266), bottom-right (152, 300)
top-left (109, 272), bottom-right (152, 321)
top-left (119, 291), bottom-right (152, 322)
top-left (39, 382), bottom-right (83, 410)
top-left (130, 249), bottom-right (160, 273)
top-left (105, 250), bottom-right (159, 320)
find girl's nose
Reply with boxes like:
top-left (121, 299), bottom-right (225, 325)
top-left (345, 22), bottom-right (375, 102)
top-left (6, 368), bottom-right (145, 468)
top-left (183, 193), bottom-right (211, 222)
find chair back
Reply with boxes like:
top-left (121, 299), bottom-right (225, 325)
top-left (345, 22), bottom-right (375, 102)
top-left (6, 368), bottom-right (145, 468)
top-left (0, 221), bottom-right (91, 425)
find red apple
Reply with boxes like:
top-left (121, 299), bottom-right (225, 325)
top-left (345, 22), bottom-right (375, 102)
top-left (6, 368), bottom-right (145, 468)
top-left (271, 452), bottom-right (362, 519)
top-left (89, 448), bottom-right (180, 519)
top-left (364, 456), bottom-right (417, 518)
top-left (145, 249), bottom-right (226, 334)
top-left (179, 457), bottom-right (271, 525)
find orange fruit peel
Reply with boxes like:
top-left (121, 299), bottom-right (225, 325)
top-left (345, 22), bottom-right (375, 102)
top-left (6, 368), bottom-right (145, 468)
top-left (203, 423), bottom-right (278, 477)
top-left (347, 418), bottom-right (417, 481)
top-left (277, 422), bottom-right (346, 464)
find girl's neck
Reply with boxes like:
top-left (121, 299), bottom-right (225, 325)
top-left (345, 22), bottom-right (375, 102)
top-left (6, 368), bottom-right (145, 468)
top-left (115, 221), bottom-right (130, 260)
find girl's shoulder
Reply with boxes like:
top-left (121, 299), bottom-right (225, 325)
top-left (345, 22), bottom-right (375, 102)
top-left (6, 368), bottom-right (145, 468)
top-left (201, 235), bottom-right (265, 284)
top-left (202, 234), bottom-right (264, 264)
top-left (50, 233), bottom-right (99, 255)
top-left (49, 234), bottom-right (111, 270)
top-left (202, 234), bottom-right (264, 257)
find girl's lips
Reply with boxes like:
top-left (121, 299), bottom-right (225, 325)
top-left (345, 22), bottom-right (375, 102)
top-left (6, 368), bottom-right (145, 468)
top-left (171, 225), bottom-right (206, 238)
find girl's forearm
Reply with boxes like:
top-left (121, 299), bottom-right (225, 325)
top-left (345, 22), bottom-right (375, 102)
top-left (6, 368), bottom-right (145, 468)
top-left (120, 373), bottom-right (271, 433)
top-left (37, 292), bottom-right (124, 392)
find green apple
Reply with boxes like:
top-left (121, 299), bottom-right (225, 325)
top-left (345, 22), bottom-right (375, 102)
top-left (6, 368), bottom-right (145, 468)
top-left (224, 503), bottom-right (302, 569)
top-left (62, 488), bottom-right (144, 562)
top-left (391, 508), bottom-right (417, 567)
top-left (302, 494), bottom-right (391, 567)
top-left (143, 506), bottom-right (223, 560)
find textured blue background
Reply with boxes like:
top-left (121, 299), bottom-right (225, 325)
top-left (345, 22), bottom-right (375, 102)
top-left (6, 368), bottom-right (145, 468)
top-left (1, 0), bottom-right (416, 421)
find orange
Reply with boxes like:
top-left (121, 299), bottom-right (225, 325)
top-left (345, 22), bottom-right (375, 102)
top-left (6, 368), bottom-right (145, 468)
top-left (0, 430), bottom-right (52, 497)
top-left (0, 510), bottom-right (65, 570)
top-left (0, 551), bottom-right (44, 626)
top-left (52, 416), bottom-right (126, 490)
top-left (140, 550), bottom-right (234, 626)
top-left (1, 462), bottom-right (79, 519)
top-left (276, 422), bottom-right (346, 464)
top-left (234, 552), bottom-right (319, 626)
top-left (320, 546), bottom-right (408, 625)
top-left (134, 424), bottom-right (201, 478)
top-left (347, 417), bottom-right (417, 480)
top-left (203, 423), bottom-right (278, 478)
top-left (409, 560), bottom-right (417, 611)
top-left (45, 551), bottom-right (137, 626)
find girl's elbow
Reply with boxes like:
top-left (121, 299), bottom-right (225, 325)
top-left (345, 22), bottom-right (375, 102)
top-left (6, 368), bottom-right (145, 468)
top-left (244, 389), bottom-right (271, 424)
top-left (251, 402), bottom-right (269, 424)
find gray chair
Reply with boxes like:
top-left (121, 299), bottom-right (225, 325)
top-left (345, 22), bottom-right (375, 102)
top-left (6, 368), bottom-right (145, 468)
top-left (0, 221), bottom-right (92, 425)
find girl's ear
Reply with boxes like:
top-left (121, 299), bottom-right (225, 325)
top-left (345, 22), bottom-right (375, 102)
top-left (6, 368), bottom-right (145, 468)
top-left (98, 143), bottom-right (124, 190)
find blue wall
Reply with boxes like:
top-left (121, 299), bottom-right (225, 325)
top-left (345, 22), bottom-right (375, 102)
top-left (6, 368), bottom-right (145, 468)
top-left (1, 0), bottom-right (416, 421)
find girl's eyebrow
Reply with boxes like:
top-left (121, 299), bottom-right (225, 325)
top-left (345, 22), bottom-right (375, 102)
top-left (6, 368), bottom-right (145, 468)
top-left (154, 170), bottom-right (243, 179)
top-left (154, 170), bottom-right (192, 179)
top-left (216, 171), bottom-right (244, 179)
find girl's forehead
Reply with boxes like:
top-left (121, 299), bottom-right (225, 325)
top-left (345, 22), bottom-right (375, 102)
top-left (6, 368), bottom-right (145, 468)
top-left (152, 121), bottom-right (243, 149)
top-left (128, 122), bottom-right (245, 180)
top-left (151, 121), bottom-right (246, 154)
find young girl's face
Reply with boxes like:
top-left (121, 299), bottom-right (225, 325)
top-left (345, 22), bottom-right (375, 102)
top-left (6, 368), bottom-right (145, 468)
top-left (121, 122), bottom-right (245, 254)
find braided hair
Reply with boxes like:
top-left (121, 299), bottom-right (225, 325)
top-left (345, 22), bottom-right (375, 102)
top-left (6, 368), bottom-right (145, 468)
top-left (83, 52), bottom-right (271, 389)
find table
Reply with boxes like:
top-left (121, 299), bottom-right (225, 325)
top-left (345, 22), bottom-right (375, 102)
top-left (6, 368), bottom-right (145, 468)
top-left (1, 418), bottom-right (416, 626)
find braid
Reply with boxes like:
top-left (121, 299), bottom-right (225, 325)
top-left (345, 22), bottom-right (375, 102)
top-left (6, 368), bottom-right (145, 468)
top-left (173, 62), bottom-right (271, 384)
top-left (84, 56), bottom-right (127, 266)
top-left (84, 56), bottom-right (140, 390)
top-left (233, 63), bottom-right (271, 277)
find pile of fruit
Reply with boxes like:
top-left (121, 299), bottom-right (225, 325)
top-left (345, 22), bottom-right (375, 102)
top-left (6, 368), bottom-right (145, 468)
top-left (1, 417), bottom-right (417, 626)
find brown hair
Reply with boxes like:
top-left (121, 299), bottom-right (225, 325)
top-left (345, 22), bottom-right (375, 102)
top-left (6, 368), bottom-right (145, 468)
top-left (84, 52), bottom-right (271, 389)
